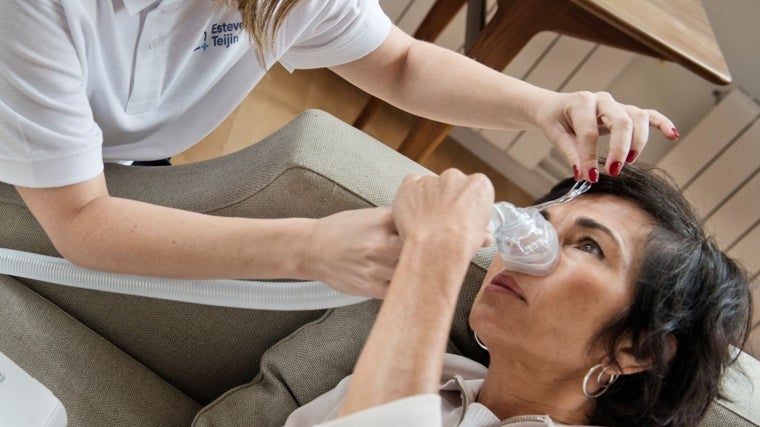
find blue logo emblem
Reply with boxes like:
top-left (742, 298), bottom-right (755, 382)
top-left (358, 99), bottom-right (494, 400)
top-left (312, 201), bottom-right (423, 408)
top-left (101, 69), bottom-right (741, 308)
top-left (194, 22), bottom-right (243, 52)
top-left (194, 31), bottom-right (209, 52)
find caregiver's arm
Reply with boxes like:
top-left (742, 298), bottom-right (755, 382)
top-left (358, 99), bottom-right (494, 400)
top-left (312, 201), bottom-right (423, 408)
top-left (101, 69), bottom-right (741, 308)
top-left (331, 26), bottom-right (679, 183)
top-left (338, 169), bottom-right (493, 417)
top-left (15, 173), bottom-right (399, 298)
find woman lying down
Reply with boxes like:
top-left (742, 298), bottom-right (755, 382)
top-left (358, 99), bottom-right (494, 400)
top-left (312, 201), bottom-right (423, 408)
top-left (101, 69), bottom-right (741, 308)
top-left (284, 164), bottom-right (752, 427)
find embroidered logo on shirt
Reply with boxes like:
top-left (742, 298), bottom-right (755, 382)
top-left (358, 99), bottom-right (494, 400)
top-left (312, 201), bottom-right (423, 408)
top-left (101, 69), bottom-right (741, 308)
top-left (194, 21), bottom-right (243, 52)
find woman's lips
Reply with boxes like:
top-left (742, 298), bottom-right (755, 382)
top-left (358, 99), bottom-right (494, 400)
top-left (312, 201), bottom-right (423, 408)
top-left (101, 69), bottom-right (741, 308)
top-left (486, 272), bottom-right (527, 304)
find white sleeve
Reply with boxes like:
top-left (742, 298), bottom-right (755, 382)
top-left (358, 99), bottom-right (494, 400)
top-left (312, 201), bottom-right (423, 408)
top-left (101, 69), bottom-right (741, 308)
top-left (278, 0), bottom-right (392, 71)
top-left (314, 394), bottom-right (442, 427)
top-left (0, 1), bottom-right (103, 188)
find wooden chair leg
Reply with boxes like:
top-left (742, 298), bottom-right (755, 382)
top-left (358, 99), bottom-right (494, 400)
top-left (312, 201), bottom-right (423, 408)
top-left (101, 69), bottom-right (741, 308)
top-left (353, 97), bottom-right (383, 129)
top-left (397, 120), bottom-right (454, 161)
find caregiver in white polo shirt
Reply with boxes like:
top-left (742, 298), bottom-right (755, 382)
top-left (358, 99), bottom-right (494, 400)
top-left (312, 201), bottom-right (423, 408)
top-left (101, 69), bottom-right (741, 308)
top-left (0, 0), bottom-right (677, 298)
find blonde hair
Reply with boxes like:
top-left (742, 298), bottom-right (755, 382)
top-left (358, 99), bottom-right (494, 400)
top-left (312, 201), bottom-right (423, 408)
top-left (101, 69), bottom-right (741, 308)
top-left (219, 0), bottom-right (305, 65)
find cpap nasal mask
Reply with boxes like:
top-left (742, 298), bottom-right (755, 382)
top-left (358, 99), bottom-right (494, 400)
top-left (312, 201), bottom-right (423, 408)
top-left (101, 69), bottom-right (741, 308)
top-left (488, 181), bottom-right (591, 276)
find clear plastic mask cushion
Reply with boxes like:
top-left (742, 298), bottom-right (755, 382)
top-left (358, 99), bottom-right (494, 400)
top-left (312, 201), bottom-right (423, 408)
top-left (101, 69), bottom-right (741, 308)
top-left (492, 205), bottom-right (560, 276)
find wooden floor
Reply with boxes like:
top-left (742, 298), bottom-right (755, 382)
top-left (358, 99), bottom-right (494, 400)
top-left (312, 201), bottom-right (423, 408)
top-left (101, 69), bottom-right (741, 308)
top-left (173, 65), bottom-right (534, 206)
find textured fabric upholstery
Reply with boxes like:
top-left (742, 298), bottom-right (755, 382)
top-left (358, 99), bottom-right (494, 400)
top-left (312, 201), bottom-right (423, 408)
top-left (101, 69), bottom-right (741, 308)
top-left (0, 275), bottom-right (200, 426)
top-left (193, 300), bottom-right (382, 427)
top-left (700, 351), bottom-right (760, 426)
top-left (0, 110), bottom-right (757, 426)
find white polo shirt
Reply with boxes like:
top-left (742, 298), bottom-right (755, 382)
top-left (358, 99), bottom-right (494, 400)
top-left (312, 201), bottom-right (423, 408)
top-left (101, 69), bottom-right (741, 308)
top-left (0, 0), bottom-right (391, 188)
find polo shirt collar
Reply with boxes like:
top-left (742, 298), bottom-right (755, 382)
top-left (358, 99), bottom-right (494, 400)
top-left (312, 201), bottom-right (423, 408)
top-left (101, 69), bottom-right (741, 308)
top-left (123, 0), bottom-right (161, 15)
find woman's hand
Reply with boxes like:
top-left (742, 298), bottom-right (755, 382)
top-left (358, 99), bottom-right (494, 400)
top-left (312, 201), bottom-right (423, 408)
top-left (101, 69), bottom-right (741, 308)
top-left (393, 169), bottom-right (495, 255)
top-left (535, 90), bottom-right (679, 182)
top-left (305, 207), bottom-right (402, 298)
top-left (338, 170), bottom-right (494, 417)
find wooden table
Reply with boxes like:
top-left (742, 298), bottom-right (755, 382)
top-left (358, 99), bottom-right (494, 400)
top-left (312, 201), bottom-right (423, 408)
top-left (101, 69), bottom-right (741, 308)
top-left (355, 0), bottom-right (731, 162)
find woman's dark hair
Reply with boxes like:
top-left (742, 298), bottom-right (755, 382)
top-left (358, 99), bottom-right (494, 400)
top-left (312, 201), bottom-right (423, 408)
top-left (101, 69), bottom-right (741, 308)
top-left (535, 161), bottom-right (753, 427)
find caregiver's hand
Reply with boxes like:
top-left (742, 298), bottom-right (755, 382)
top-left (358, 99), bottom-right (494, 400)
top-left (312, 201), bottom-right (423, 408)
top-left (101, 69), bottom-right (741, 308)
top-left (306, 207), bottom-right (401, 298)
top-left (535, 90), bottom-right (679, 183)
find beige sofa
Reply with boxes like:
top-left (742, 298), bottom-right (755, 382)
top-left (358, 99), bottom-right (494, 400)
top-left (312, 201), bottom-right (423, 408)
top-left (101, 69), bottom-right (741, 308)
top-left (0, 110), bottom-right (757, 426)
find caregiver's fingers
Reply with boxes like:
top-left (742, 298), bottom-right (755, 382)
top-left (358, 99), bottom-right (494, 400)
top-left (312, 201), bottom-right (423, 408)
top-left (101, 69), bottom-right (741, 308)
top-left (564, 91), bottom-right (611, 183)
top-left (593, 92), bottom-right (634, 181)
top-left (544, 91), bottom-right (678, 182)
top-left (624, 107), bottom-right (680, 165)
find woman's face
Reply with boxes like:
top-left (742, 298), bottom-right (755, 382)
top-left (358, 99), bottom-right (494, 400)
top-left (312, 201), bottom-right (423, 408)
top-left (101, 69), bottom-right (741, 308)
top-left (470, 194), bottom-right (654, 373)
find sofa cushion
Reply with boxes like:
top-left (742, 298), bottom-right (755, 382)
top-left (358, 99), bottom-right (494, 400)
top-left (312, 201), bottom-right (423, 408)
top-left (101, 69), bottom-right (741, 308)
top-left (192, 300), bottom-right (381, 427)
top-left (700, 351), bottom-right (760, 426)
top-left (0, 275), bottom-right (201, 426)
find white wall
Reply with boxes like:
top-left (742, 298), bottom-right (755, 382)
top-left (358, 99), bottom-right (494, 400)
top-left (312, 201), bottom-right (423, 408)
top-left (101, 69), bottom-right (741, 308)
top-left (704, 0), bottom-right (760, 101)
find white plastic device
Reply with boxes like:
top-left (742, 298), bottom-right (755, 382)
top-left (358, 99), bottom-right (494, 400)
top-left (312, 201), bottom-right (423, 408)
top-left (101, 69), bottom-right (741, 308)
top-left (0, 352), bottom-right (67, 427)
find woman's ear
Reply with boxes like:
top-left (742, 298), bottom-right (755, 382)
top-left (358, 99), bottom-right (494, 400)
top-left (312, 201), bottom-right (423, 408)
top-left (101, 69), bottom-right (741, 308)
top-left (610, 334), bottom-right (677, 376)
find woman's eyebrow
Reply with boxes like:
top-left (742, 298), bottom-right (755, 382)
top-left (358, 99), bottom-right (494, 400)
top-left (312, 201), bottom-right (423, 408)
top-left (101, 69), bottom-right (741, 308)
top-left (576, 216), bottom-right (622, 250)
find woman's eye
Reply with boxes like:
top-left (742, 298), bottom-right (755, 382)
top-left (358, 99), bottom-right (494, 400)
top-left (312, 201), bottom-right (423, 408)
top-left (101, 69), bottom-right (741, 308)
top-left (578, 239), bottom-right (603, 257)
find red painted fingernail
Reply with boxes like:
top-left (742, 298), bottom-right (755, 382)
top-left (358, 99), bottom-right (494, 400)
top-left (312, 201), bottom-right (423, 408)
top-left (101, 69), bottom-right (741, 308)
top-left (609, 161), bottom-right (622, 177)
top-left (672, 127), bottom-right (680, 140)
top-left (573, 164), bottom-right (580, 181)
top-left (589, 168), bottom-right (599, 183)
top-left (626, 150), bottom-right (638, 163)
